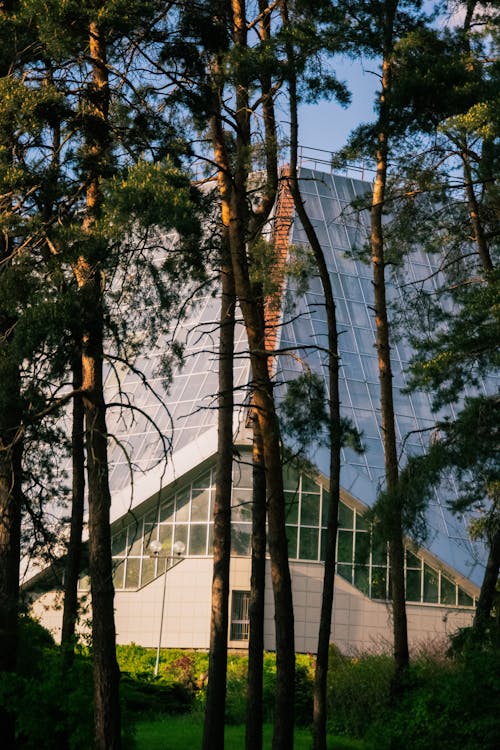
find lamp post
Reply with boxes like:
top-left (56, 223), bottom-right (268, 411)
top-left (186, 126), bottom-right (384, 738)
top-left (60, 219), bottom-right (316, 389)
top-left (149, 539), bottom-right (186, 676)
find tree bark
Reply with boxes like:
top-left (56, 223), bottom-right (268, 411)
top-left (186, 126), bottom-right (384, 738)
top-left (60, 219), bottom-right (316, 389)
top-left (461, 150), bottom-right (494, 273)
top-left (208, 3), bottom-right (295, 746)
top-left (456, 5), bottom-right (498, 628)
top-left (371, 3), bottom-right (409, 685)
top-left (0, 5), bottom-right (23, 741)
top-left (467, 161), bottom-right (498, 627)
top-left (223, 170), bottom-right (295, 750)
top-left (473, 527), bottom-right (500, 634)
top-left (73, 20), bottom-right (121, 750)
top-left (227, 204), bottom-right (295, 749)
top-left (81, 308), bottom-right (121, 750)
top-left (245, 415), bottom-right (266, 750)
top-left (284, 38), bottom-right (343, 747)
top-left (61, 351), bottom-right (86, 662)
top-left (0, 402), bottom-right (22, 750)
top-left (202, 237), bottom-right (235, 750)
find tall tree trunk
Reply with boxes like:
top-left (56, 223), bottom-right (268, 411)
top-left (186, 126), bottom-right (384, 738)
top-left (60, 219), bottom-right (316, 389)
top-left (81, 299), bottom-right (121, 750)
top-left (458, 3), bottom-right (497, 628)
top-left (61, 350), bottom-right (85, 662)
top-left (228, 205), bottom-right (294, 748)
top-left (202, 238), bottom-right (235, 750)
top-left (466, 171), bottom-right (498, 625)
top-left (461, 150), bottom-right (494, 273)
top-left (209, 3), bottom-right (295, 746)
top-left (74, 20), bottom-right (121, 750)
top-left (0, 399), bottom-right (22, 750)
top-left (0, 4), bottom-right (23, 740)
top-left (284, 35), bottom-right (343, 748)
top-left (246, 6), bottom-right (277, 747)
top-left (216, 168), bottom-right (296, 747)
top-left (252, 364), bottom-right (295, 750)
top-left (245, 412), bottom-right (267, 750)
top-left (371, 2), bottom-right (409, 686)
top-left (474, 527), bottom-right (500, 633)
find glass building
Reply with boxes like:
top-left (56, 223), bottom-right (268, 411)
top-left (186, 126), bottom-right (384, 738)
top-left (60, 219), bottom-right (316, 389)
top-left (31, 161), bottom-right (494, 652)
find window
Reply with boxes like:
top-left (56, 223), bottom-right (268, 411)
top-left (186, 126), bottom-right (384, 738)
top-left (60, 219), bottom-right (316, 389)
top-left (230, 591), bottom-right (250, 641)
top-left (107, 455), bottom-right (476, 610)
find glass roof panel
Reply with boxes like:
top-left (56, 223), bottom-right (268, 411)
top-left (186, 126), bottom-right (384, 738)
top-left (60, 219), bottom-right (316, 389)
top-left (275, 167), bottom-right (490, 587)
top-left (103, 278), bottom-right (250, 491)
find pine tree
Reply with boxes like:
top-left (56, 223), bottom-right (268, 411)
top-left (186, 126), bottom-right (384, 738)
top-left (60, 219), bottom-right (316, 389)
top-left (282, 3), bottom-right (343, 744)
top-left (376, 0), bottom-right (499, 636)
top-left (162, 3), bottom-right (295, 746)
top-left (0, 2), bottom-right (205, 746)
top-left (203, 232), bottom-right (235, 750)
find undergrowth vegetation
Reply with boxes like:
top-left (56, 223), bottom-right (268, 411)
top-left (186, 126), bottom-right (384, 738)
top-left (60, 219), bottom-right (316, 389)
top-left (326, 635), bottom-right (500, 750)
top-left (3, 618), bottom-right (498, 749)
top-left (116, 643), bottom-right (315, 726)
top-left (365, 645), bottom-right (500, 749)
top-left (0, 618), bottom-right (95, 750)
top-left (326, 645), bottom-right (394, 737)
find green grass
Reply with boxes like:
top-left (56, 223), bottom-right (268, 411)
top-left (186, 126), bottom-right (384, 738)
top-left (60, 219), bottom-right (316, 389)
top-left (133, 713), bottom-right (366, 750)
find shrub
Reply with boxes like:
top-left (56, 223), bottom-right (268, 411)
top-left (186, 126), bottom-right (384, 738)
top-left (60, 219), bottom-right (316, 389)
top-left (0, 618), bottom-right (95, 750)
top-left (225, 655), bottom-right (249, 724)
top-left (294, 661), bottom-right (314, 727)
top-left (224, 651), bottom-right (315, 726)
top-left (117, 646), bottom-right (316, 727)
top-left (121, 674), bottom-right (193, 716)
top-left (367, 647), bottom-right (500, 750)
top-left (117, 645), bottom-right (210, 716)
top-left (261, 652), bottom-right (278, 723)
top-left (116, 643), bottom-right (157, 680)
top-left (326, 645), bottom-right (394, 738)
top-left (117, 644), bottom-right (209, 686)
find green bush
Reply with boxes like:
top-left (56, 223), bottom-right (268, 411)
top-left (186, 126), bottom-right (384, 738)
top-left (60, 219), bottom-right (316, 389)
top-left (326, 645), bottom-right (394, 738)
top-left (0, 618), bottom-right (95, 750)
top-left (116, 646), bottom-right (315, 729)
top-left (117, 644), bottom-right (208, 687)
top-left (121, 674), bottom-right (193, 716)
top-left (116, 643), bottom-right (157, 680)
top-left (261, 652), bottom-right (278, 723)
top-left (225, 655), bottom-right (249, 724)
top-left (294, 661), bottom-right (314, 727)
top-left (118, 647), bottom-right (316, 727)
top-left (324, 638), bottom-right (500, 749)
top-left (117, 645), bottom-right (210, 716)
top-left (224, 651), bottom-right (315, 726)
top-left (367, 648), bottom-right (500, 750)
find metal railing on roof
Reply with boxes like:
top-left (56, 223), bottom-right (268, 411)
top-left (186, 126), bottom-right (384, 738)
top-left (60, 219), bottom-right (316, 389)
top-left (298, 145), bottom-right (375, 181)
top-left (189, 145), bottom-right (376, 184)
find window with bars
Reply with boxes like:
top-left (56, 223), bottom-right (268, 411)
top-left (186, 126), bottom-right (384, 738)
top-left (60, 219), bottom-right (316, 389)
top-left (230, 591), bottom-right (250, 641)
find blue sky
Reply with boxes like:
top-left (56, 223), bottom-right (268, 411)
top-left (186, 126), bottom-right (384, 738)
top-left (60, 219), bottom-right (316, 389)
top-left (297, 56), bottom-right (378, 155)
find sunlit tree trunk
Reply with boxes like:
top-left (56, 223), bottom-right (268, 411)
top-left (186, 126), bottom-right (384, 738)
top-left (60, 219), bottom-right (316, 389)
top-left (202, 237), bottom-right (235, 750)
top-left (461, 150), bottom-right (494, 274)
top-left (73, 21), bottom-right (121, 750)
top-left (371, 1), bottom-right (409, 687)
top-left (209, 3), bottom-right (295, 743)
top-left (222, 163), bottom-right (295, 750)
top-left (284, 24), bottom-right (342, 745)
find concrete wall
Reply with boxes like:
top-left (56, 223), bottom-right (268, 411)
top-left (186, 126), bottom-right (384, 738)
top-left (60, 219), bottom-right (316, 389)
top-left (115, 558), bottom-right (212, 648)
top-left (29, 556), bottom-right (474, 654)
